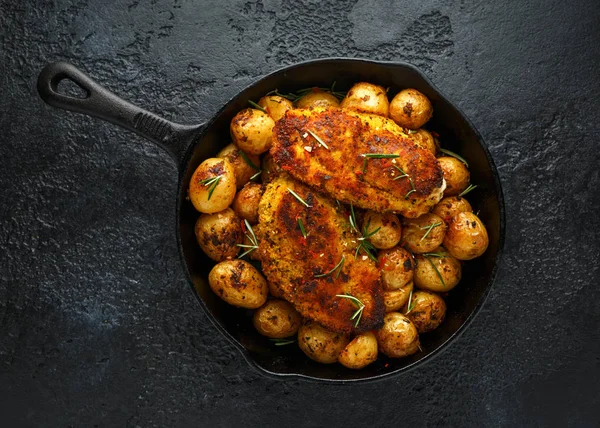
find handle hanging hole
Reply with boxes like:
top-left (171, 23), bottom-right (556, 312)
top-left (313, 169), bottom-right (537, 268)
top-left (56, 78), bottom-right (90, 99)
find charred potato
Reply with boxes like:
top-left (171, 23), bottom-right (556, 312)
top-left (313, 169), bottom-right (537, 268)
top-left (414, 248), bottom-right (462, 292)
top-left (338, 332), bottom-right (378, 369)
top-left (295, 89), bottom-right (340, 108)
top-left (362, 211), bottom-right (402, 250)
top-left (401, 213), bottom-right (447, 254)
top-left (376, 312), bottom-right (420, 358)
top-left (383, 281), bottom-right (414, 312)
top-left (208, 260), bottom-right (268, 309)
top-left (230, 108), bottom-right (275, 155)
top-left (389, 88), bottom-right (433, 129)
top-left (378, 247), bottom-right (414, 290)
top-left (406, 290), bottom-right (446, 333)
top-left (195, 208), bottom-right (242, 261)
top-left (216, 143), bottom-right (261, 189)
top-left (298, 321), bottom-right (350, 364)
top-left (253, 299), bottom-right (302, 338)
top-left (438, 157), bottom-right (470, 196)
top-left (258, 95), bottom-right (293, 121)
top-left (432, 196), bottom-right (473, 223)
top-left (232, 182), bottom-right (263, 224)
top-left (340, 82), bottom-right (389, 117)
top-left (444, 212), bottom-right (489, 260)
top-left (411, 129), bottom-right (437, 155)
top-left (260, 151), bottom-right (282, 184)
top-left (189, 158), bottom-right (236, 214)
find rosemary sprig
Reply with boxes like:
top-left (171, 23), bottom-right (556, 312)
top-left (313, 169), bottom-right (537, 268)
top-left (239, 150), bottom-right (261, 171)
top-left (298, 218), bottom-right (307, 239)
top-left (267, 82), bottom-right (346, 102)
top-left (287, 188), bottom-right (312, 207)
top-left (248, 100), bottom-right (267, 114)
top-left (458, 184), bottom-right (478, 198)
top-left (421, 252), bottom-right (447, 258)
top-left (360, 153), bottom-right (400, 173)
top-left (335, 293), bottom-right (366, 328)
top-left (315, 255), bottom-right (345, 279)
top-left (419, 221), bottom-right (442, 242)
top-left (405, 289), bottom-right (415, 314)
top-left (270, 338), bottom-right (295, 346)
top-left (306, 129), bottom-right (329, 149)
top-left (392, 165), bottom-right (417, 199)
top-left (439, 148), bottom-right (469, 167)
top-left (422, 254), bottom-right (446, 288)
top-left (236, 219), bottom-right (258, 258)
top-left (348, 203), bottom-right (379, 262)
top-left (198, 175), bottom-right (222, 201)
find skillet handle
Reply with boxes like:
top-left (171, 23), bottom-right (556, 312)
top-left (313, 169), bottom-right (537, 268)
top-left (37, 61), bottom-right (202, 166)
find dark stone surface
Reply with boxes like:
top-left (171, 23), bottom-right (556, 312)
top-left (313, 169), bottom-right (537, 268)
top-left (1, 0), bottom-right (599, 426)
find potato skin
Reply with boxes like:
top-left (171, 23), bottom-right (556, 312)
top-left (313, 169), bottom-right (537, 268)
top-left (258, 95), bottom-right (293, 121)
top-left (252, 299), bottom-right (302, 338)
top-left (438, 157), bottom-right (470, 196)
top-left (383, 281), bottom-right (413, 313)
top-left (232, 182), bottom-right (263, 224)
top-left (230, 108), bottom-right (275, 155)
top-left (444, 212), bottom-right (489, 260)
top-left (406, 290), bottom-right (446, 333)
top-left (295, 90), bottom-right (340, 108)
top-left (376, 312), bottom-right (420, 358)
top-left (298, 321), bottom-right (350, 364)
top-left (217, 143), bottom-right (261, 189)
top-left (260, 151), bottom-right (283, 184)
top-left (189, 158), bottom-right (236, 214)
top-left (208, 260), bottom-right (268, 309)
top-left (195, 208), bottom-right (242, 261)
top-left (363, 211), bottom-right (402, 250)
top-left (432, 196), bottom-right (473, 223)
top-left (414, 248), bottom-right (462, 292)
top-left (340, 82), bottom-right (389, 117)
top-left (389, 89), bottom-right (433, 129)
top-left (411, 129), bottom-right (437, 155)
top-left (338, 332), bottom-right (378, 369)
top-left (401, 213), bottom-right (447, 254)
top-left (378, 247), bottom-right (414, 290)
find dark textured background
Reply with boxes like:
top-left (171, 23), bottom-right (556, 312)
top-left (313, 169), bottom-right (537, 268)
top-left (1, 0), bottom-right (599, 426)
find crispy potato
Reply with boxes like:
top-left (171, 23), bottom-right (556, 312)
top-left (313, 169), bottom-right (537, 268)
top-left (438, 157), bottom-right (470, 196)
top-left (340, 82), bottom-right (389, 117)
top-left (230, 108), bottom-right (275, 155)
top-left (362, 211), bottom-right (402, 250)
top-left (389, 88), bottom-right (433, 129)
top-left (378, 247), bottom-right (414, 290)
top-left (267, 279), bottom-right (284, 298)
top-left (406, 290), bottom-right (446, 333)
top-left (208, 260), bottom-right (268, 309)
top-left (232, 182), bottom-right (263, 224)
top-left (253, 299), bottom-right (302, 338)
top-left (444, 212), bottom-right (489, 260)
top-left (414, 248), bottom-right (462, 292)
top-left (189, 158), bottom-right (236, 214)
top-left (410, 129), bottom-right (437, 155)
top-left (401, 213), bottom-right (447, 254)
top-left (195, 208), bottom-right (242, 261)
top-left (258, 95), bottom-right (293, 121)
top-left (298, 321), bottom-right (350, 364)
top-left (432, 196), bottom-right (473, 223)
top-left (217, 143), bottom-right (261, 189)
top-left (260, 151), bottom-right (282, 184)
top-left (295, 89), bottom-right (340, 108)
top-left (338, 332), bottom-right (378, 369)
top-left (376, 312), bottom-right (420, 358)
top-left (383, 281), bottom-right (413, 312)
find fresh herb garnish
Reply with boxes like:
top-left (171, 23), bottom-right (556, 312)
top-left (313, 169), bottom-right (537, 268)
top-left (237, 219), bottom-right (259, 258)
top-left (306, 129), bottom-right (329, 149)
top-left (198, 175), bottom-right (222, 201)
top-left (270, 338), bottom-right (295, 346)
top-left (239, 150), bottom-right (261, 171)
top-left (422, 254), bottom-right (446, 288)
top-left (405, 289), bottom-right (415, 314)
top-left (419, 222), bottom-right (442, 242)
top-left (335, 293), bottom-right (366, 328)
top-left (360, 153), bottom-right (400, 173)
top-left (348, 203), bottom-right (379, 262)
top-left (458, 184), bottom-right (477, 198)
top-left (268, 82), bottom-right (346, 102)
top-left (248, 100), bottom-right (267, 114)
top-left (287, 188), bottom-right (312, 208)
top-left (439, 148), bottom-right (469, 167)
top-left (298, 218), bottom-right (307, 239)
top-left (315, 255), bottom-right (345, 279)
top-left (392, 165), bottom-right (417, 199)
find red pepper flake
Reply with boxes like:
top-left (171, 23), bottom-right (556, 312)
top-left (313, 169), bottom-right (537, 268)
top-left (299, 236), bottom-right (307, 246)
top-left (355, 170), bottom-right (363, 176)
top-left (384, 363), bottom-right (389, 368)
top-left (378, 256), bottom-right (387, 269)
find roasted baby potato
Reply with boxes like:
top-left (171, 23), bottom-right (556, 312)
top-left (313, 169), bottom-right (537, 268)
top-left (258, 95), bottom-right (293, 121)
top-left (437, 157), bottom-right (470, 196)
top-left (378, 246), bottom-right (414, 290)
top-left (232, 182), bottom-right (263, 224)
top-left (444, 212), bottom-right (489, 260)
top-left (195, 208), bottom-right (242, 261)
top-left (298, 321), bottom-right (350, 364)
top-left (217, 143), bottom-right (261, 189)
top-left (389, 88), bottom-right (433, 129)
top-left (414, 248), bottom-right (462, 292)
top-left (338, 331), bottom-right (378, 369)
top-left (260, 151), bottom-right (282, 184)
top-left (383, 281), bottom-right (414, 313)
top-left (295, 89), bottom-right (340, 108)
top-left (253, 299), bottom-right (302, 338)
top-left (230, 108), bottom-right (275, 155)
top-left (376, 312), bottom-right (420, 358)
top-left (432, 196), bottom-right (473, 223)
top-left (189, 158), bottom-right (236, 214)
top-left (208, 259), bottom-right (268, 309)
top-left (362, 210), bottom-right (402, 250)
top-left (340, 82), bottom-right (389, 117)
top-left (401, 213), bottom-right (447, 254)
top-left (406, 290), bottom-right (446, 333)
top-left (411, 128), bottom-right (437, 155)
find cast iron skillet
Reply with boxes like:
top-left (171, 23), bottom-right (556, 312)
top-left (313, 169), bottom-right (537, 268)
top-left (38, 59), bottom-right (505, 382)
